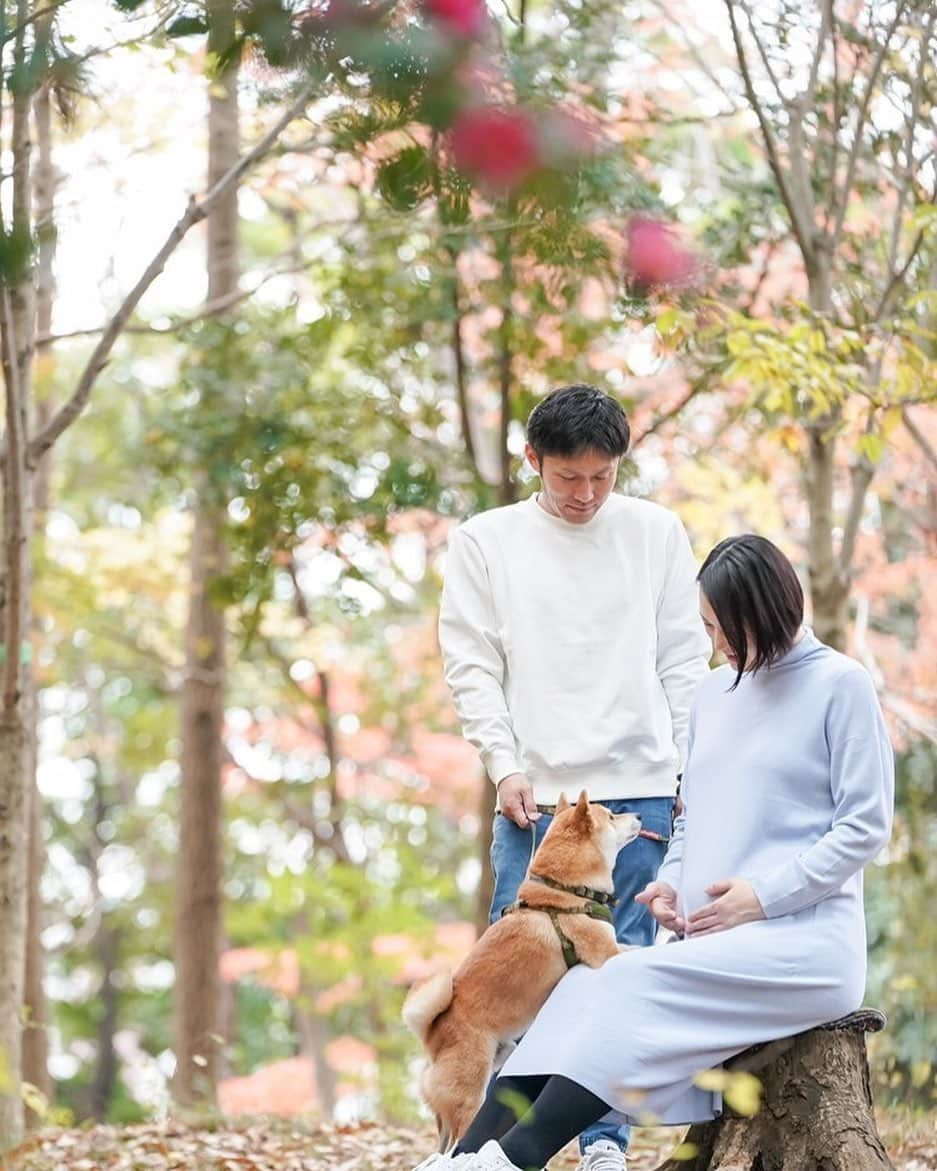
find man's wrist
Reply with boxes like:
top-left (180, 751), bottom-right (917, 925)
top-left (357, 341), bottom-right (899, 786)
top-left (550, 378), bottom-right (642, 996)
top-left (486, 751), bottom-right (522, 786)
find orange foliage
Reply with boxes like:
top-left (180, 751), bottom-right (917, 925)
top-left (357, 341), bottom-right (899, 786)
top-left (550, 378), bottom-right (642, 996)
top-left (218, 1039), bottom-right (376, 1118)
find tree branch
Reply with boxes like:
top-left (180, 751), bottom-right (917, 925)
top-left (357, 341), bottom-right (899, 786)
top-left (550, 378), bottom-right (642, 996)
top-left (738, 0), bottom-right (789, 110)
top-left (804, 0), bottom-right (833, 112)
top-left (830, 0), bottom-right (909, 250)
top-left (632, 383), bottom-right (705, 447)
top-left (27, 80), bottom-right (317, 465)
top-left (646, 0), bottom-right (742, 112)
top-left (724, 0), bottom-right (815, 265)
top-left (872, 227), bottom-right (927, 323)
top-left (446, 246), bottom-right (481, 478)
top-left (903, 407), bottom-right (937, 475)
top-left (838, 452), bottom-right (874, 577)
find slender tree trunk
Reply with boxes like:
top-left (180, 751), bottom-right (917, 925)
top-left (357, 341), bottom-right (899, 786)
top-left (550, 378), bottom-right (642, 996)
top-left (90, 924), bottom-right (120, 1121)
top-left (803, 262), bottom-right (849, 651)
top-left (173, 503), bottom-right (229, 1105)
top-left (295, 996), bottom-right (338, 1118)
top-left (0, 0), bottom-right (38, 1145)
top-left (172, 4), bottom-right (240, 1106)
top-left (21, 53), bottom-right (57, 1123)
top-left (473, 227), bottom-right (519, 931)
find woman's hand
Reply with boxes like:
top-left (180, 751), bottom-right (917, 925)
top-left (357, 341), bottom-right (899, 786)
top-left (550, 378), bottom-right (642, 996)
top-left (635, 881), bottom-right (685, 935)
top-left (686, 878), bottom-right (766, 936)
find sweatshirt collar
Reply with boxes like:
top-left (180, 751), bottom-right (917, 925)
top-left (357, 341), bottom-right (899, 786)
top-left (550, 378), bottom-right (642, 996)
top-left (526, 491), bottom-right (617, 531)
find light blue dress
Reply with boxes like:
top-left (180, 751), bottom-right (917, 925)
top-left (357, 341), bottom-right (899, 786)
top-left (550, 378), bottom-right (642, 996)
top-left (498, 631), bottom-right (894, 1125)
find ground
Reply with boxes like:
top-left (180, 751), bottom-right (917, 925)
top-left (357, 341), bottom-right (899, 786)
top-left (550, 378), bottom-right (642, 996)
top-left (8, 1119), bottom-right (937, 1170)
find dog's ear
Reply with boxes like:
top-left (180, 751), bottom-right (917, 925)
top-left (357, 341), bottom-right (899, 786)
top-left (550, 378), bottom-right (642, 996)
top-left (555, 793), bottom-right (570, 814)
top-left (573, 790), bottom-right (591, 819)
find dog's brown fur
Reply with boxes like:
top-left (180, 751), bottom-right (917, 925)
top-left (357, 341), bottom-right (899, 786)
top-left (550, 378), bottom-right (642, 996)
top-left (402, 792), bottom-right (640, 1150)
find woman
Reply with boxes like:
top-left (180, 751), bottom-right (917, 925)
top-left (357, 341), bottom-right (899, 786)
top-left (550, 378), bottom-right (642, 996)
top-left (430, 534), bottom-right (894, 1171)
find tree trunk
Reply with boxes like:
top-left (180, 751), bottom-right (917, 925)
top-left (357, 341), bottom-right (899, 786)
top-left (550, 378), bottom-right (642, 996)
top-left (173, 504), bottom-right (229, 1105)
top-left (0, 714), bottom-right (28, 1146)
top-left (804, 421), bottom-right (849, 651)
top-left (475, 782), bottom-right (496, 934)
top-left (802, 262), bottom-right (850, 652)
top-left (21, 49), bottom-right (57, 1124)
top-left (656, 1015), bottom-right (894, 1171)
top-left (296, 996), bottom-right (338, 1119)
top-left (172, 4), bottom-right (240, 1106)
top-left (474, 230), bottom-right (518, 930)
top-left (90, 924), bottom-right (120, 1121)
top-left (0, 0), bottom-right (38, 1145)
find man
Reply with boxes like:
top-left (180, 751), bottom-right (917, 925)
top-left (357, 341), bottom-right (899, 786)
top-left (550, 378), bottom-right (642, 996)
top-left (438, 384), bottom-right (711, 1171)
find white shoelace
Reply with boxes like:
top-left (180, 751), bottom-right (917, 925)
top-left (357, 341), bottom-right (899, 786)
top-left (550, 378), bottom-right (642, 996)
top-left (578, 1140), bottom-right (627, 1171)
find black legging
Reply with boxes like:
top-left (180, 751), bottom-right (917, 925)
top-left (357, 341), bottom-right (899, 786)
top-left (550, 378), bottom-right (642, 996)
top-left (455, 1074), bottom-right (612, 1170)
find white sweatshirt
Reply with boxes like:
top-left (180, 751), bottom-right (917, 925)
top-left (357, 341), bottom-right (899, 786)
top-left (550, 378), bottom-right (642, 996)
top-left (438, 493), bottom-right (712, 804)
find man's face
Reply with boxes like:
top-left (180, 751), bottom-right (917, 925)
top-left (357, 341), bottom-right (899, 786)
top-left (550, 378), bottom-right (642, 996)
top-left (526, 445), bottom-right (619, 525)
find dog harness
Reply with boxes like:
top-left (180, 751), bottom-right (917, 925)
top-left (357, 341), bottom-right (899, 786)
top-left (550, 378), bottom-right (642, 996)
top-left (501, 871), bottom-right (617, 970)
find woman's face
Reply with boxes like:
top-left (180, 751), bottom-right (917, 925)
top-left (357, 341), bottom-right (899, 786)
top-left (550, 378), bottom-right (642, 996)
top-left (700, 593), bottom-right (746, 671)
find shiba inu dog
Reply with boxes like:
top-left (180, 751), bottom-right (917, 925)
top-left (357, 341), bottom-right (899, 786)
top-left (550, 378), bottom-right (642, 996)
top-left (402, 791), bottom-right (641, 1150)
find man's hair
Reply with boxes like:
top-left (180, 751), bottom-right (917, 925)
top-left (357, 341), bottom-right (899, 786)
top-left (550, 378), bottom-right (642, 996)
top-left (698, 534), bottom-right (805, 690)
top-left (526, 384), bottom-right (630, 461)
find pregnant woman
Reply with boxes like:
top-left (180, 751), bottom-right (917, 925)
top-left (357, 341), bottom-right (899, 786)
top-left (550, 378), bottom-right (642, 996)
top-left (433, 533), bottom-right (894, 1171)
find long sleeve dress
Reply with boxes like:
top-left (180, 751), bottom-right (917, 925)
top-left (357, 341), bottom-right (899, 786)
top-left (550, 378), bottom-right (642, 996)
top-left (497, 631), bottom-right (894, 1125)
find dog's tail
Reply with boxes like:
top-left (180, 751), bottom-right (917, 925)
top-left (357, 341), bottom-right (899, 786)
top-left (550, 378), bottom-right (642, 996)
top-left (402, 968), bottom-right (454, 1042)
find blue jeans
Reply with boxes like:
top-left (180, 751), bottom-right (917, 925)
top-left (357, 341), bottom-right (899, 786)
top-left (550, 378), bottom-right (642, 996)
top-left (489, 796), bottom-right (675, 1156)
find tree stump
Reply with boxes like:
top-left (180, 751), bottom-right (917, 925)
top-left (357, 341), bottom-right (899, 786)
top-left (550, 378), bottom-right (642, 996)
top-left (655, 1009), bottom-right (894, 1171)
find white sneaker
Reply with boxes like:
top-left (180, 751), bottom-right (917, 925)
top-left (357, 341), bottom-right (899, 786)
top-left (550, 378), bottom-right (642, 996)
top-left (413, 1151), bottom-right (479, 1171)
top-left (461, 1140), bottom-right (527, 1171)
top-left (576, 1139), bottom-right (627, 1171)
top-left (412, 1154), bottom-right (449, 1171)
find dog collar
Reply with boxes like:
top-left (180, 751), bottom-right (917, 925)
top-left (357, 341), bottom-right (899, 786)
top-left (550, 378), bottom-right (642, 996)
top-left (528, 872), bottom-right (618, 907)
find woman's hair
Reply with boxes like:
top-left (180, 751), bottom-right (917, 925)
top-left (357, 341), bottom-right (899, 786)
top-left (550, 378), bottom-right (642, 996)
top-left (698, 534), bottom-right (804, 689)
top-left (526, 384), bottom-right (630, 461)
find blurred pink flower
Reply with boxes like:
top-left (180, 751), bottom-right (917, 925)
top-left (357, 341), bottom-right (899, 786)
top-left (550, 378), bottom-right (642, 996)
top-left (450, 106), bottom-right (541, 191)
top-left (626, 215), bottom-right (699, 290)
top-left (423, 0), bottom-right (488, 37)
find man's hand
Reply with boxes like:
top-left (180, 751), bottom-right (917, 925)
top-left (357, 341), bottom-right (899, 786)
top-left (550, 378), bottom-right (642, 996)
top-left (497, 773), bottom-right (541, 829)
top-left (686, 878), bottom-right (765, 937)
top-left (635, 880), bottom-right (684, 935)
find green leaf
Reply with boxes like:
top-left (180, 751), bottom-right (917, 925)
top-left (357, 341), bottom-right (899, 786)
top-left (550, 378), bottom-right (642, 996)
top-left (167, 14), bottom-right (211, 37)
top-left (856, 432), bottom-right (885, 463)
top-left (376, 147), bottom-right (433, 212)
top-left (0, 224), bottom-right (34, 287)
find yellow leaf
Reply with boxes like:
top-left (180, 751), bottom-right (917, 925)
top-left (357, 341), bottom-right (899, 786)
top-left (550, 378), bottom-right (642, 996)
top-left (656, 307), bottom-right (679, 336)
top-left (693, 1068), bottom-right (728, 1091)
top-left (881, 406), bottom-right (903, 437)
top-left (694, 1068), bottom-right (762, 1117)
top-left (0, 1048), bottom-right (13, 1094)
top-left (21, 1081), bottom-right (48, 1118)
top-left (724, 1071), bottom-right (763, 1117)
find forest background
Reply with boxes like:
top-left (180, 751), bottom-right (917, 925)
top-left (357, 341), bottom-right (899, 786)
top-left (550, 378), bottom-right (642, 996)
top-left (0, 0), bottom-right (934, 1160)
